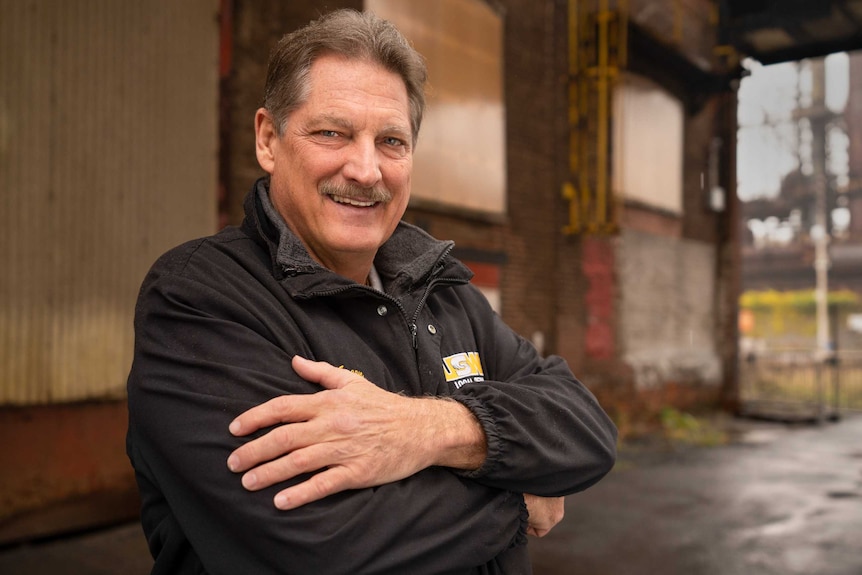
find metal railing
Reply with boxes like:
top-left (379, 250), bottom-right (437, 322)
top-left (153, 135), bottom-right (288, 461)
top-left (739, 349), bottom-right (862, 422)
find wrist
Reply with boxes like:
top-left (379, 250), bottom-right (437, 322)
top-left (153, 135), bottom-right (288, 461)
top-left (418, 397), bottom-right (487, 471)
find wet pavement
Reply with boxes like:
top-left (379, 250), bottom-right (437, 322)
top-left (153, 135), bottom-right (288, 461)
top-left (529, 413), bottom-right (862, 575)
top-left (1, 413), bottom-right (861, 575)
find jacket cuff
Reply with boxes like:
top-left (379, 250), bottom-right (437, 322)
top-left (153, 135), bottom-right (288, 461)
top-left (448, 394), bottom-right (505, 480)
top-left (512, 495), bottom-right (529, 548)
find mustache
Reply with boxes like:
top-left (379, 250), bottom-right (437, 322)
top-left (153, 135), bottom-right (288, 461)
top-left (318, 180), bottom-right (392, 204)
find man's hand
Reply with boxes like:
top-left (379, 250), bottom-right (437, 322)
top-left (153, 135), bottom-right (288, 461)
top-left (523, 494), bottom-right (565, 537)
top-left (227, 356), bottom-right (487, 510)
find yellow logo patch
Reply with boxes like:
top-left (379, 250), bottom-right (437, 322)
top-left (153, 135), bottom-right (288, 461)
top-left (338, 365), bottom-right (364, 378)
top-left (442, 352), bottom-right (485, 388)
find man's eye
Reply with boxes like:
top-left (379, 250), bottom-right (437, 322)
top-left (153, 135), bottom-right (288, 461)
top-left (382, 137), bottom-right (405, 147)
top-left (318, 130), bottom-right (339, 138)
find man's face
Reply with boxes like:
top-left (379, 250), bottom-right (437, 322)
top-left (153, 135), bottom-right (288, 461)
top-left (255, 53), bottom-right (413, 276)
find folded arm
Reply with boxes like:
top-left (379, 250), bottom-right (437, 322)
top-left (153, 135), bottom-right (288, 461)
top-left (222, 284), bottom-right (617, 530)
top-left (446, 288), bottom-right (618, 497)
top-left (127, 270), bottom-right (524, 574)
top-left (226, 355), bottom-right (488, 510)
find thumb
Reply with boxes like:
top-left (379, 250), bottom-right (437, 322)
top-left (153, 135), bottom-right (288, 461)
top-left (291, 355), bottom-right (357, 390)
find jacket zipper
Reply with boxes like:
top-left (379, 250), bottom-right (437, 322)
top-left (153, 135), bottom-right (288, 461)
top-left (290, 275), bottom-right (419, 347)
top-left (283, 252), bottom-right (469, 351)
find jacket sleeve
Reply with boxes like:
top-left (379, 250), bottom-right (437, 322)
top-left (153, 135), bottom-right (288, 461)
top-left (126, 262), bottom-right (526, 575)
top-left (449, 286), bottom-right (618, 497)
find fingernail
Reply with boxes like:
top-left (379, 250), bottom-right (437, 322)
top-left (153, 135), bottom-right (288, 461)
top-left (242, 472), bottom-right (257, 489)
top-left (274, 494), bottom-right (287, 509)
top-left (229, 420), bottom-right (241, 435)
top-left (227, 454), bottom-right (239, 472)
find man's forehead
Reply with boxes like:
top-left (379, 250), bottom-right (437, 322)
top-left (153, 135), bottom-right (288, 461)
top-left (301, 57), bottom-right (411, 127)
top-left (306, 54), bottom-right (407, 98)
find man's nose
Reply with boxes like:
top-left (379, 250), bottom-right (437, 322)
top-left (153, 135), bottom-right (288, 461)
top-left (342, 138), bottom-right (382, 188)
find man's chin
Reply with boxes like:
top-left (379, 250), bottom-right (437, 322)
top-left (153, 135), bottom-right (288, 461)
top-left (327, 235), bottom-right (387, 256)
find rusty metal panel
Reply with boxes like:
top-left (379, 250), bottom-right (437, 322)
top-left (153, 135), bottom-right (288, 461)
top-left (366, 0), bottom-right (506, 215)
top-left (0, 0), bottom-right (219, 404)
top-left (612, 73), bottom-right (684, 215)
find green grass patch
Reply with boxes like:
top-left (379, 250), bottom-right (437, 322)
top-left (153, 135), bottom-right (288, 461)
top-left (659, 407), bottom-right (729, 447)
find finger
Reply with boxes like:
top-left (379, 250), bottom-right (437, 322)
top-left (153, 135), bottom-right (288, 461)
top-left (527, 527), bottom-right (549, 538)
top-left (273, 466), bottom-right (354, 510)
top-left (291, 355), bottom-right (361, 390)
top-left (227, 419), bottom-right (318, 474)
top-left (239, 442), bottom-right (331, 492)
top-left (229, 393), bottom-right (314, 437)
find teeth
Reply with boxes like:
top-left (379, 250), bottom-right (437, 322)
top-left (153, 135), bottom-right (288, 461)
top-left (332, 195), bottom-right (375, 208)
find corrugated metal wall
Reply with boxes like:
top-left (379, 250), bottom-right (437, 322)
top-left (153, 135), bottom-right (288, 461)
top-left (0, 0), bottom-right (219, 404)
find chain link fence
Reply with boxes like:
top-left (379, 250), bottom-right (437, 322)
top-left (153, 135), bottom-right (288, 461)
top-left (739, 349), bottom-right (862, 422)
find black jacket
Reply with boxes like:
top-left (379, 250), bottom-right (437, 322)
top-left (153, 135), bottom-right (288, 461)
top-left (126, 178), bottom-right (617, 574)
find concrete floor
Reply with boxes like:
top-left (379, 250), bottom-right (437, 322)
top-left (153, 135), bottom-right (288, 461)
top-left (529, 413), bottom-right (862, 575)
top-left (2, 414), bottom-right (861, 574)
top-left (0, 520), bottom-right (151, 575)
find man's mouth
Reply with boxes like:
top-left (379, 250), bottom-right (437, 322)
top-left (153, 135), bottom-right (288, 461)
top-left (330, 195), bottom-right (378, 208)
top-left (319, 180), bottom-right (391, 207)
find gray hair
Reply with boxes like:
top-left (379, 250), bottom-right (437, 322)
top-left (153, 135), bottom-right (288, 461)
top-left (263, 9), bottom-right (427, 144)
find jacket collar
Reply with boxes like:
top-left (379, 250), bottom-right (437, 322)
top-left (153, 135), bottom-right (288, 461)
top-left (241, 177), bottom-right (473, 296)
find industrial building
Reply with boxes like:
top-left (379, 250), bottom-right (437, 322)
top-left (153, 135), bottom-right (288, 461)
top-left (2, 0), bottom-right (861, 545)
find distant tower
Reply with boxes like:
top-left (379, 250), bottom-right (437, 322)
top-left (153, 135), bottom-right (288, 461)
top-left (847, 52), bottom-right (862, 240)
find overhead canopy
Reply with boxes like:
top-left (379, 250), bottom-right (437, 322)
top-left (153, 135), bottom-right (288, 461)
top-left (721, 0), bottom-right (862, 64)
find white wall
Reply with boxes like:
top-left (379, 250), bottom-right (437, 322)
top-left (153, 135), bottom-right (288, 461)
top-left (618, 229), bottom-right (723, 388)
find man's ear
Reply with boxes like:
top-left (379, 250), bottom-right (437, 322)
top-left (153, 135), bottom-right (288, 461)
top-left (254, 108), bottom-right (277, 174)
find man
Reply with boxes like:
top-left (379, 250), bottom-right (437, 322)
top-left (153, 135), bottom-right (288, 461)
top-left (127, 9), bottom-right (616, 574)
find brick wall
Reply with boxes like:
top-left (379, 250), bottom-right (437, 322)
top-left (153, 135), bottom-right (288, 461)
top-left (497, 0), bottom-right (573, 352)
top-left (630, 0), bottom-right (717, 67)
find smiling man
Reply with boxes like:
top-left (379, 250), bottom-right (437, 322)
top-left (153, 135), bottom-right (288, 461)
top-left (255, 52), bottom-right (412, 285)
top-left (127, 9), bottom-right (617, 575)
